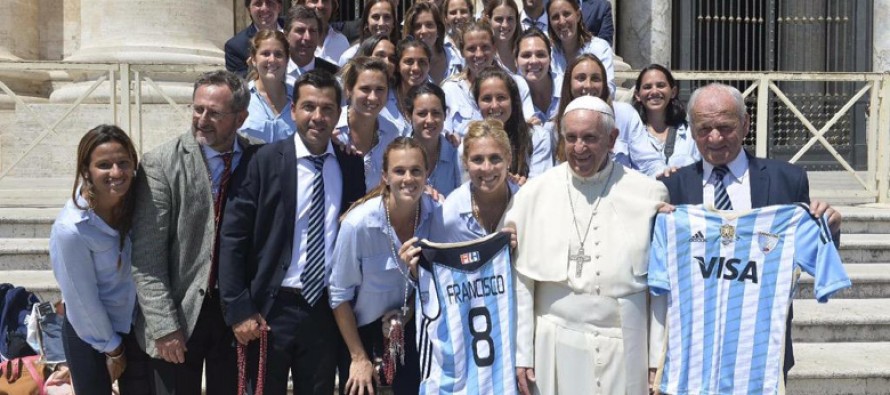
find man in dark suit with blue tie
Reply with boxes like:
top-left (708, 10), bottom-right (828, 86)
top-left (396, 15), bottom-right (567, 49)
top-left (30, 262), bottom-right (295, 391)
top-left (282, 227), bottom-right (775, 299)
top-left (225, 0), bottom-right (284, 78)
top-left (217, 70), bottom-right (364, 393)
top-left (660, 83), bottom-right (842, 381)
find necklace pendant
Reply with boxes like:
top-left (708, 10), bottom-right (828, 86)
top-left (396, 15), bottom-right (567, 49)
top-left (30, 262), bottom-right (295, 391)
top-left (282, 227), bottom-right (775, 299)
top-left (401, 305), bottom-right (410, 318)
top-left (569, 246), bottom-right (592, 278)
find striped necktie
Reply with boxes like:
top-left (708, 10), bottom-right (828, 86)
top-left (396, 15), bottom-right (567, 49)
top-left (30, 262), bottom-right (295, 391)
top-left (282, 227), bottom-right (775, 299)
top-left (302, 154), bottom-right (327, 306)
top-left (713, 165), bottom-right (734, 210)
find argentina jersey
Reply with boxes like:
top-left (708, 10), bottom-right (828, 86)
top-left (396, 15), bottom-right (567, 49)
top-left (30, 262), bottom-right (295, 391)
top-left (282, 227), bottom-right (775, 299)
top-left (416, 232), bottom-right (517, 395)
top-left (648, 204), bottom-right (851, 395)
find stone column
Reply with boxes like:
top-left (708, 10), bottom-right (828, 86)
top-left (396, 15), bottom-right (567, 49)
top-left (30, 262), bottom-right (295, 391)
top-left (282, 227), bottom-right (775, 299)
top-left (0, 0), bottom-right (49, 109)
top-left (0, 0), bottom-right (39, 61)
top-left (51, 0), bottom-right (234, 103)
top-left (616, 0), bottom-right (671, 69)
top-left (875, 0), bottom-right (890, 72)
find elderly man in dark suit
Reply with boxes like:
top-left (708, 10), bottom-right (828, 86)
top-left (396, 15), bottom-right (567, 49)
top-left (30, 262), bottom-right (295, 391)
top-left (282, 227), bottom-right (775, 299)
top-left (225, 0), bottom-right (284, 78)
top-left (580, 0), bottom-right (614, 47)
top-left (130, 70), bottom-right (259, 394)
top-left (660, 82), bottom-right (841, 381)
top-left (218, 70), bottom-right (365, 394)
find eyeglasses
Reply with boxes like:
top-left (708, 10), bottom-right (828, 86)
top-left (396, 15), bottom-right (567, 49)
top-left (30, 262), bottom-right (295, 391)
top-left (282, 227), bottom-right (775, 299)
top-left (189, 105), bottom-right (238, 122)
top-left (563, 134), bottom-right (598, 146)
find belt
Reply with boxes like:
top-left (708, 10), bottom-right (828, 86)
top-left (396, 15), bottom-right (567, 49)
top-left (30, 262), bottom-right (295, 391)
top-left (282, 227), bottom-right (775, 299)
top-left (279, 287), bottom-right (302, 295)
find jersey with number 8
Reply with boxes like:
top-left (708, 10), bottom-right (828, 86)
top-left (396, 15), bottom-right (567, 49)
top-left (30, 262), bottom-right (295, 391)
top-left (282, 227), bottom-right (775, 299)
top-left (416, 232), bottom-right (517, 395)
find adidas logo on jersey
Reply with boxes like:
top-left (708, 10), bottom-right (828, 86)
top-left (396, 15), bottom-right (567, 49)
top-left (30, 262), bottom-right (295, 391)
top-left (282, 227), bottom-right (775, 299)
top-left (688, 231), bottom-right (706, 242)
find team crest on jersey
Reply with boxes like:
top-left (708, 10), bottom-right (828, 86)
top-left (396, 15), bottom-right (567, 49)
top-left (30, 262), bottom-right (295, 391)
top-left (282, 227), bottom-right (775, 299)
top-left (689, 230), bottom-right (706, 243)
top-left (720, 225), bottom-right (738, 245)
top-left (460, 251), bottom-right (480, 265)
top-left (757, 231), bottom-right (780, 253)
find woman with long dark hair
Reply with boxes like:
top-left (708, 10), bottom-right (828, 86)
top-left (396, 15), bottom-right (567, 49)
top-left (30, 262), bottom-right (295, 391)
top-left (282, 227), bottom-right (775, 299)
top-left (554, 54), bottom-right (663, 174)
top-left (406, 82), bottom-right (461, 197)
top-left (441, 21), bottom-right (534, 141)
top-left (471, 66), bottom-right (551, 181)
top-left (632, 63), bottom-right (700, 170)
top-left (547, 0), bottom-right (615, 95)
top-left (338, 0), bottom-right (400, 67)
top-left (404, 1), bottom-right (463, 84)
top-left (51, 125), bottom-right (141, 394)
top-left (482, 0), bottom-right (521, 73)
top-left (516, 28), bottom-right (561, 148)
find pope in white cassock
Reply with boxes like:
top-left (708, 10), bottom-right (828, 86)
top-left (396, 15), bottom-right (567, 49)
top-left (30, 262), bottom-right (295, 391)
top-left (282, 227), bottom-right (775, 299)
top-left (506, 96), bottom-right (669, 395)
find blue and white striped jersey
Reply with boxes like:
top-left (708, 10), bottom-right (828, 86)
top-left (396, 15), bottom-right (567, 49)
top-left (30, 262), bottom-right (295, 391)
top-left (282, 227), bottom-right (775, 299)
top-left (648, 204), bottom-right (851, 395)
top-left (416, 232), bottom-right (517, 395)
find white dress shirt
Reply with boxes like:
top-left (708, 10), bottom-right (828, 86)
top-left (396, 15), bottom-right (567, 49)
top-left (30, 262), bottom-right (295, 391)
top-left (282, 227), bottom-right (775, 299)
top-left (520, 9), bottom-right (549, 33)
top-left (702, 152), bottom-right (751, 211)
top-left (286, 57), bottom-right (316, 87)
top-left (287, 137), bottom-right (343, 288)
top-left (316, 26), bottom-right (350, 64)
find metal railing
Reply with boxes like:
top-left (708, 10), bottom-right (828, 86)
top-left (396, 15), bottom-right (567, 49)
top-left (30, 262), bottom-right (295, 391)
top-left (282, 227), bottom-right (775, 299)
top-left (0, 63), bottom-right (888, 202)
top-left (618, 70), bottom-right (890, 203)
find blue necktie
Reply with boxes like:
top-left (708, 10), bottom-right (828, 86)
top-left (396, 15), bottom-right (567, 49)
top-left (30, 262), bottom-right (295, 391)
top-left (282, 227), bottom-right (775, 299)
top-left (713, 165), bottom-right (734, 210)
top-left (302, 155), bottom-right (327, 306)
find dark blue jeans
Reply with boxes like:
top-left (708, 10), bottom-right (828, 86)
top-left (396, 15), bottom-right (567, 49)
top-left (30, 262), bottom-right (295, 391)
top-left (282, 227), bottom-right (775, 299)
top-left (61, 315), bottom-right (152, 395)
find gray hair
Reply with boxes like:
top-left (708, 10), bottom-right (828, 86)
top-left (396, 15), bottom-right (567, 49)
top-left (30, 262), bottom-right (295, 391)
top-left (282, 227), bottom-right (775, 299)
top-left (687, 83), bottom-right (747, 123)
top-left (560, 107), bottom-right (616, 137)
top-left (192, 70), bottom-right (250, 113)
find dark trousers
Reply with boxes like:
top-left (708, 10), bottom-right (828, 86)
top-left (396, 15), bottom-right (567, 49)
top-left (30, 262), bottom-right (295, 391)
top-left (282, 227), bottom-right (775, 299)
top-left (62, 316), bottom-right (152, 395)
top-left (242, 290), bottom-right (338, 395)
top-left (150, 291), bottom-right (237, 395)
top-left (337, 315), bottom-right (420, 395)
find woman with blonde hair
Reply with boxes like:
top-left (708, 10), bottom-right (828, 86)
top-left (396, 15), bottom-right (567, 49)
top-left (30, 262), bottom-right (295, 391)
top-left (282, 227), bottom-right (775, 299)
top-left (239, 30), bottom-right (295, 143)
top-left (431, 119), bottom-right (519, 242)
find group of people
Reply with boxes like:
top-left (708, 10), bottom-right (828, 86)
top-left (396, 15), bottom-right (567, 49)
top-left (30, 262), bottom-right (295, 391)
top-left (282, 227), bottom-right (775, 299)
top-left (47, 0), bottom-right (848, 394)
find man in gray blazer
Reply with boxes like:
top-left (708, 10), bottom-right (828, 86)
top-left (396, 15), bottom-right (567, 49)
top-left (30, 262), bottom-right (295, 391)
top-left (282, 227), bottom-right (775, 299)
top-left (131, 70), bottom-right (257, 395)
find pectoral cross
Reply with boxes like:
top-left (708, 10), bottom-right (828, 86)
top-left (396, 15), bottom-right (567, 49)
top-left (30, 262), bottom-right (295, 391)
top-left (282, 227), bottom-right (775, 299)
top-left (569, 247), bottom-right (591, 278)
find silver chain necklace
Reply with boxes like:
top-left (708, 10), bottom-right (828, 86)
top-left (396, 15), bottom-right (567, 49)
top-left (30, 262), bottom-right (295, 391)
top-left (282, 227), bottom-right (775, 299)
top-left (383, 195), bottom-right (420, 315)
top-left (565, 163), bottom-right (614, 277)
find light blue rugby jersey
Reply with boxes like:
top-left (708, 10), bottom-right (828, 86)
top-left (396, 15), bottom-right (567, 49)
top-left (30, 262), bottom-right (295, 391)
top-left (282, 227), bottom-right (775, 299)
top-left (648, 204), bottom-right (851, 395)
top-left (416, 232), bottom-right (517, 395)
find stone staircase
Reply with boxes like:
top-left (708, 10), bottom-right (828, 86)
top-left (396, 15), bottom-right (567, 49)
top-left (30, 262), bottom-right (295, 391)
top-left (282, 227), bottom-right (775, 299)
top-left (2, 177), bottom-right (890, 394)
top-left (787, 205), bottom-right (890, 395)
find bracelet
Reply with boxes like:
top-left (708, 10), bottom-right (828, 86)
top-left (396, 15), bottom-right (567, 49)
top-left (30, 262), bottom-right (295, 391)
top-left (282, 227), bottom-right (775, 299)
top-left (105, 350), bottom-right (125, 359)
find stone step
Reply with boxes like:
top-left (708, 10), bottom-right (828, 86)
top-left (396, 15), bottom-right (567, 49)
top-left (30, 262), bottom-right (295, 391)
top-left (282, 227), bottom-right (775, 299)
top-left (797, 264), bottom-right (890, 299)
top-left (838, 205), bottom-right (890, 234)
top-left (0, 177), bottom-right (69, 208)
top-left (3, 270), bottom-right (61, 303)
top-left (840, 234), bottom-right (890, 264)
top-left (787, 342), bottom-right (890, 395)
top-left (793, 299), bottom-right (890, 343)
top-left (0, 208), bottom-right (59, 238)
top-left (0, 238), bottom-right (49, 270)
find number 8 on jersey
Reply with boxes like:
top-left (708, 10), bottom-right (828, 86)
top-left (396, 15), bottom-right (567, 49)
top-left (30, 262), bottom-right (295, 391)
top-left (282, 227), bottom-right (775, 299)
top-left (416, 232), bottom-right (517, 394)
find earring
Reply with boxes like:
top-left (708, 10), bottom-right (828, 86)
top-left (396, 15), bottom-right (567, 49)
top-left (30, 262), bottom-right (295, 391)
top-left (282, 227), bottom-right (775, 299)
top-left (86, 181), bottom-right (96, 210)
